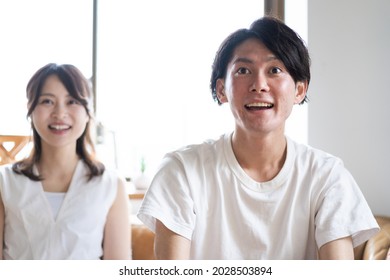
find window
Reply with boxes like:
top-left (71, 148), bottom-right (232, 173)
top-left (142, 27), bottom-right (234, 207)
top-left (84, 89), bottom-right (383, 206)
top-left (0, 0), bottom-right (308, 181)
top-left (96, 0), bottom-right (265, 178)
top-left (0, 0), bottom-right (92, 136)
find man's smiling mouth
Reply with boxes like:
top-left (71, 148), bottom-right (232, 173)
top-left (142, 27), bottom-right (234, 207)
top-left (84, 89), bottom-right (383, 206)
top-left (245, 102), bottom-right (274, 110)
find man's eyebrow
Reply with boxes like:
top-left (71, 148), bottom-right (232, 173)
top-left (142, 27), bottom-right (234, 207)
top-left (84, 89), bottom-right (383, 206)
top-left (232, 55), bottom-right (279, 64)
top-left (232, 57), bottom-right (254, 64)
top-left (265, 55), bottom-right (278, 62)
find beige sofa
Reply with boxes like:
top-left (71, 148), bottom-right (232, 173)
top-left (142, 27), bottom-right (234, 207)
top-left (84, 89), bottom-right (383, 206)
top-left (131, 216), bottom-right (390, 260)
top-left (354, 216), bottom-right (390, 260)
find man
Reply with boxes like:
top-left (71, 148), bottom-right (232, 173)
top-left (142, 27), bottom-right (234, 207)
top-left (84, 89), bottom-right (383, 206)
top-left (137, 16), bottom-right (379, 259)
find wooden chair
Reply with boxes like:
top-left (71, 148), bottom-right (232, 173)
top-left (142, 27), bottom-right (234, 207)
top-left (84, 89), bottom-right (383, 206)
top-left (0, 135), bottom-right (31, 165)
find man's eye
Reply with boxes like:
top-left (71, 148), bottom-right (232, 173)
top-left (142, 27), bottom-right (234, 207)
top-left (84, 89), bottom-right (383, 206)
top-left (68, 99), bottom-right (80, 105)
top-left (270, 67), bottom-right (282, 74)
top-left (237, 67), bottom-right (250, 74)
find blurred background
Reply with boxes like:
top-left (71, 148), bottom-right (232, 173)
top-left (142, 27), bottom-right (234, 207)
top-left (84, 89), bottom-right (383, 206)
top-left (0, 0), bottom-right (388, 216)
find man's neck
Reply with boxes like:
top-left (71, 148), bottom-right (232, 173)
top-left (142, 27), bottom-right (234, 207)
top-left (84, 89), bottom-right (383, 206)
top-left (231, 130), bottom-right (287, 182)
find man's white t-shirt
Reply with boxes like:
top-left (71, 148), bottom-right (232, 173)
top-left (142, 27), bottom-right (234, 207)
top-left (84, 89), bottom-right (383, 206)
top-left (138, 133), bottom-right (379, 259)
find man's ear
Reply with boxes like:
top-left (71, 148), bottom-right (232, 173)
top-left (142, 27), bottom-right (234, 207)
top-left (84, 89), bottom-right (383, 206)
top-left (216, 79), bottom-right (228, 104)
top-left (294, 80), bottom-right (308, 104)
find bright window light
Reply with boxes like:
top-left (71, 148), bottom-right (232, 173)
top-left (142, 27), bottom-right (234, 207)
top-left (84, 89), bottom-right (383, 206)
top-left (96, 0), bottom-right (265, 178)
top-left (0, 0), bottom-right (92, 136)
top-left (0, 0), bottom-right (308, 182)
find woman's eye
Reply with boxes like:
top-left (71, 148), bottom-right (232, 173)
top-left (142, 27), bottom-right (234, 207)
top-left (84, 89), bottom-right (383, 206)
top-left (40, 99), bottom-right (53, 105)
top-left (237, 67), bottom-right (250, 75)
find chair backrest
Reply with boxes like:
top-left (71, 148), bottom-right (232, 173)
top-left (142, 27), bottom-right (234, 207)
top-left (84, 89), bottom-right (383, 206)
top-left (0, 135), bottom-right (31, 165)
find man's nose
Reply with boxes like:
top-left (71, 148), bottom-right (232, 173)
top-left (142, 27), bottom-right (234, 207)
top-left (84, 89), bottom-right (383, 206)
top-left (251, 72), bottom-right (270, 93)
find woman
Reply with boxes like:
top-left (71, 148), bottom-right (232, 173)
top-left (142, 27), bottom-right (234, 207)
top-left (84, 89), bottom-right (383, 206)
top-left (0, 63), bottom-right (131, 259)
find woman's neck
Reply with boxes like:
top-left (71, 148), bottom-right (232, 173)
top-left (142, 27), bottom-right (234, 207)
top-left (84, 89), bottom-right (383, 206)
top-left (39, 144), bottom-right (79, 169)
top-left (37, 145), bottom-right (80, 192)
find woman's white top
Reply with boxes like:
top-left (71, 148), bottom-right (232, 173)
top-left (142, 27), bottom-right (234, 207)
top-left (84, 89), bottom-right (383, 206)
top-left (45, 192), bottom-right (66, 220)
top-left (0, 160), bottom-right (119, 259)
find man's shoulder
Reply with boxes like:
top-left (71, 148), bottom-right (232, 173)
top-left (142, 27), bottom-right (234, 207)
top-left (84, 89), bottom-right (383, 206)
top-left (169, 133), bottom-right (227, 158)
top-left (289, 138), bottom-right (344, 168)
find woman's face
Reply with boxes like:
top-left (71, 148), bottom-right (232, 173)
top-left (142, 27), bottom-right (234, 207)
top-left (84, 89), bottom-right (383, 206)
top-left (216, 38), bottom-right (307, 137)
top-left (31, 74), bottom-right (89, 151)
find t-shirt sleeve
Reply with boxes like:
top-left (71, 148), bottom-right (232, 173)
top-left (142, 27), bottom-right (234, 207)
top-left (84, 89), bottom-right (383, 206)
top-left (137, 153), bottom-right (195, 240)
top-left (314, 160), bottom-right (379, 249)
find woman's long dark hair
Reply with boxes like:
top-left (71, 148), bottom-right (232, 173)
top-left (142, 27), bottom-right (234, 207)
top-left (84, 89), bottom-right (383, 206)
top-left (13, 63), bottom-right (105, 181)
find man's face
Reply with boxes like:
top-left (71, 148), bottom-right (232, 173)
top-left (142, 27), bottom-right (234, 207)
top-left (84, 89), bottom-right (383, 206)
top-left (216, 38), bottom-right (307, 136)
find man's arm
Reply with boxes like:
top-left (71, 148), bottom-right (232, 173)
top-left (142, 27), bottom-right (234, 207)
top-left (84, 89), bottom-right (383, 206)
top-left (318, 236), bottom-right (354, 259)
top-left (155, 219), bottom-right (191, 259)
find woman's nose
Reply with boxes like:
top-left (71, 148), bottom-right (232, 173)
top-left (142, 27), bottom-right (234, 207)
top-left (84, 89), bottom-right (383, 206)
top-left (52, 104), bottom-right (68, 118)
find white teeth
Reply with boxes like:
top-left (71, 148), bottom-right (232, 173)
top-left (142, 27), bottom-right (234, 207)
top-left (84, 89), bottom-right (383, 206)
top-left (49, 125), bottom-right (70, 130)
top-left (247, 102), bottom-right (273, 108)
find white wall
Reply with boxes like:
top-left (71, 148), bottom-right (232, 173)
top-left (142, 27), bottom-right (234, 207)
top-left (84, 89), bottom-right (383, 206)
top-left (308, 0), bottom-right (390, 216)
